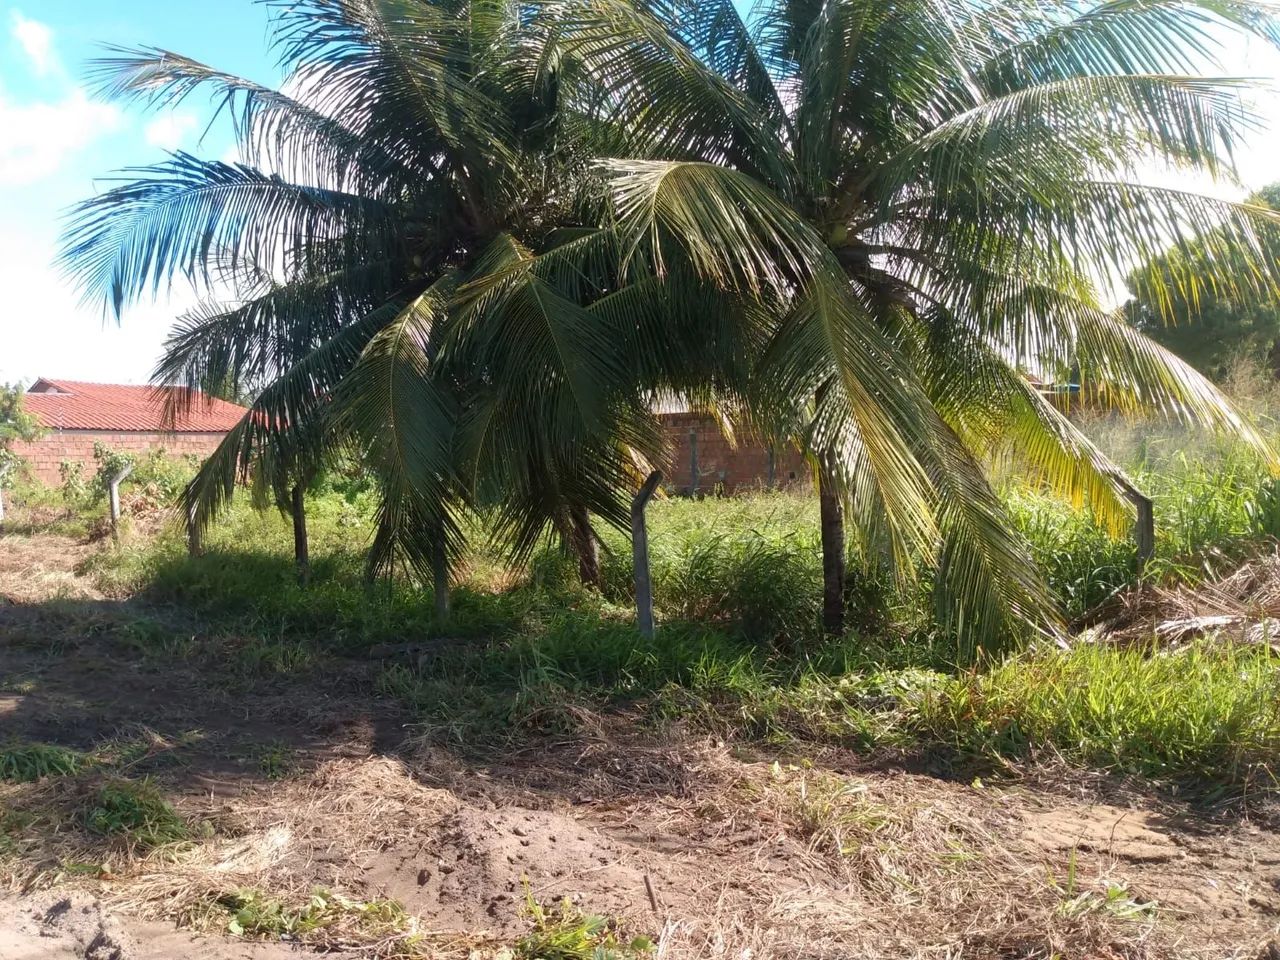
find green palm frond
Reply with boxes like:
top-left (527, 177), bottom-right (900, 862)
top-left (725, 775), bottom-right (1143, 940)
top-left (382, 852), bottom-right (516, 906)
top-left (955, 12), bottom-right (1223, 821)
top-left (179, 302), bottom-right (395, 534)
top-left (332, 277), bottom-right (465, 576)
top-left (61, 154), bottom-right (396, 317)
top-left (87, 46), bottom-right (411, 193)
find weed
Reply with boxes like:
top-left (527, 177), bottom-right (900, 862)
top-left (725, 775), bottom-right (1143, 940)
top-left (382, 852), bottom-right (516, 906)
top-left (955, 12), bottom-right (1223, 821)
top-left (84, 779), bottom-right (190, 848)
top-left (0, 743), bottom-right (83, 782)
top-left (771, 765), bottom-right (894, 858)
top-left (255, 742), bottom-right (296, 780)
top-left (219, 888), bottom-right (415, 944)
top-left (231, 638), bottom-right (319, 677)
top-left (912, 640), bottom-right (1280, 792)
top-left (516, 892), bottom-right (653, 960)
top-left (1050, 851), bottom-right (1158, 920)
top-left (114, 619), bottom-right (197, 660)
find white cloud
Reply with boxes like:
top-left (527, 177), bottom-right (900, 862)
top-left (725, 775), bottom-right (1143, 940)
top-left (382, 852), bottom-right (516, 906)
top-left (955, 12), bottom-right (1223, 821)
top-left (10, 11), bottom-right (55, 76)
top-left (144, 111), bottom-right (199, 151)
top-left (0, 88), bottom-right (122, 186)
top-left (0, 224), bottom-right (214, 386)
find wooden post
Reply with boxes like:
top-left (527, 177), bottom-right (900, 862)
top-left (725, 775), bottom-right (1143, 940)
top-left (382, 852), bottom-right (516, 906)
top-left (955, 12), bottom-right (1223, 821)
top-left (291, 484), bottom-right (310, 586)
top-left (108, 464), bottom-right (134, 542)
top-left (767, 447), bottom-right (776, 489)
top-left (632, 470), bottom-right (663, 639)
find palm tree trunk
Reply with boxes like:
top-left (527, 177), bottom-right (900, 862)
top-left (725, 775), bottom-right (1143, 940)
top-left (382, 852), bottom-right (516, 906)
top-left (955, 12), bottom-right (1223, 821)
top-left (818, 462), bottom-right (845, 637)
top-left (291, 484), bottom-right (310, 586)
top-left (432, 537), bottom-right (450, 622)
top-left (569, 503), bottom-right (601, 588)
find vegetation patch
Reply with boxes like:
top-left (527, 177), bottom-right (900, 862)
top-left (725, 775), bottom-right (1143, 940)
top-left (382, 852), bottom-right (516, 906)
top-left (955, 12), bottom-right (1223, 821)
top-left (217, 888), bottom-right (416, 945)
top-left (914, 641), bottom-right (1280, 793)
top-left (0, 742), bottom-right (83, 783)
top-left (84, 779), bottom-right (191, 849)
top-left (516, 895), bottom-right (653, 960)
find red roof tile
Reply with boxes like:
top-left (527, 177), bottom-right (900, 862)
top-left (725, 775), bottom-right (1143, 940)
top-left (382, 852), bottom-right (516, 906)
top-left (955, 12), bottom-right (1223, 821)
top-left (23, 379), bottom-right (247, 433)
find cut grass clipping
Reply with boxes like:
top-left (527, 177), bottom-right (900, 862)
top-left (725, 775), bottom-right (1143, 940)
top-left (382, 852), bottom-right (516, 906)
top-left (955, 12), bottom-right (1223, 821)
top-left (0, 743), bottom-right (83, 783)
top-left (84, 779), bottom-right (190, 849)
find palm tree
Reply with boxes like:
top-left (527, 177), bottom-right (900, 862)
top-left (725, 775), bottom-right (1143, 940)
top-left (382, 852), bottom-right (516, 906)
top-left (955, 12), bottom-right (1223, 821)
top-left (544, 0), bottom-right (1280, 643)
top-left (62, 0), bottom-right (1280, 655)
top-left (61, 0), bottom-right (679, 598)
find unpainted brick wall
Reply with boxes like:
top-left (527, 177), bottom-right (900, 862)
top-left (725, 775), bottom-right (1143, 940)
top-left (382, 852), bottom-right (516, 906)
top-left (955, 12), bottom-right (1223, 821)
top-left (10, 431), bottom-right (227, 485)
top-left (657, 413), bottom-right (810, 494)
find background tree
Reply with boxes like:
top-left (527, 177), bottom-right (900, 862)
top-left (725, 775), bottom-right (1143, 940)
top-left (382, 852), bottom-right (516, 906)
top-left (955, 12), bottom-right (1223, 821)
top-left (0, 383), bottom-right (44, 521)
top-left (1124, 184), bottom-right (1280, 381)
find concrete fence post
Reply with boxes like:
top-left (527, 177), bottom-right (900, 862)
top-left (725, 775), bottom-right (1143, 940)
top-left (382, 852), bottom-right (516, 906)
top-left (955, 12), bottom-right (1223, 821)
top-left (108, 464), bottom-right (134, 542)
top-left (1114, 477), bottom-right (1155, 577)
top-left (0, 464), bottom-right (9, 525)
top-left (186, 500), bottom-right (204, 558)
top-left (688, 430), bottom-right (699, 495)
top-left (631, 470), bottom-right (664, 639)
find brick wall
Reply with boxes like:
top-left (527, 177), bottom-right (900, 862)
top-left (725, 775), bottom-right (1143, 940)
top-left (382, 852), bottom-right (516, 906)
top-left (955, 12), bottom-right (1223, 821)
top-left (12, 420), bottom-right (806, 493)
top-left (658, 413), bottom-right (810, 494)
top-left (10, 430), bottom-right (227, 486)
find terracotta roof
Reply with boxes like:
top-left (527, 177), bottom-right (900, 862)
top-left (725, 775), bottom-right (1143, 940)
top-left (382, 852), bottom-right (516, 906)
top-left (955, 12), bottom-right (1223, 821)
top-left (23, 379), bottom-right (247, 433)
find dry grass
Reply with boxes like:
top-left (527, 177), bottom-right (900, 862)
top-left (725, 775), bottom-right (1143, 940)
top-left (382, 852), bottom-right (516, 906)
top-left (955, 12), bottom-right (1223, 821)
top-left (1081, 546), bottom-right (1280, 647)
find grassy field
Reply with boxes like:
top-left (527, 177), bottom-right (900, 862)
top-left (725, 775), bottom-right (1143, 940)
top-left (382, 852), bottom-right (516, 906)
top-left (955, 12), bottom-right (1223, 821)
top-left (3, 407), bottom-right (1280, 958)
top-left (14, 411), bottom-right (1280, 795)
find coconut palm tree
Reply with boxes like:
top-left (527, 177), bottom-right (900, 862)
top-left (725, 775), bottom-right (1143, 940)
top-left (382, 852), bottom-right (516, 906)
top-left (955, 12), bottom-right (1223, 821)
top-left (544, 0), bottom-right (1280, 642)
top-left (61, 0), bottom-right (682, 596)
top-left (62, 0), bottom-right (1280, 655)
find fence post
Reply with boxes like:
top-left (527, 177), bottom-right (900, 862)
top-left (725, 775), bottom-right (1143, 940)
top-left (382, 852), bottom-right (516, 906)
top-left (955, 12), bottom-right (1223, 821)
top-left (0, 464), bottom-right (9, 525)
top-left (1130, 490), bottom-right (1155, 577)
top-left (1116, 478), bottom-right (1155, 577)
top-left (632, 470), bottom-right (663, 639)
top-left (108, 464), bottom-right (134, 542)
top-left (767, 447), bottom-right (776, 489)
top-left (688, 430), bottom-right (698, 495)
top-left (186, 501), bottom-right (204, 558)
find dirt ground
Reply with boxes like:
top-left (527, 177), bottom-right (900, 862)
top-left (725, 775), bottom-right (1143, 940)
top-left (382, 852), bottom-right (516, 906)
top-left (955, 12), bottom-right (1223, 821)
top-left (1, 531), bottom-right (1279, 959)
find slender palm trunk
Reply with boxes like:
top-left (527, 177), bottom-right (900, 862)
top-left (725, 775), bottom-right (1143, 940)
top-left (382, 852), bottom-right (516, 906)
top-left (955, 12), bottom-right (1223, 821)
top-left (819, 461), bottom-right (845, 637)
top-left (432, 537), bottom-right (450, 622)
top-left (569, 504), bottom-right (601, 588)
top-left (291, 484), bottom-right (310, 586)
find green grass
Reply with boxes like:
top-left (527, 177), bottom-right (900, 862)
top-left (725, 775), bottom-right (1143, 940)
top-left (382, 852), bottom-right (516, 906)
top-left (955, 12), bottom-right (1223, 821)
top-left (0, 743), bottom-right (83, 783)
top-left (12, 411), bottom-right (1280, 796)
top-left (84, 779), bottom-right (191, 848)
top-left (218, 888), bottom-right (413, 942)
top-left (517, 894), bottom-right (653, 960)
top-left (913, 641), bottom-right (1280, 792)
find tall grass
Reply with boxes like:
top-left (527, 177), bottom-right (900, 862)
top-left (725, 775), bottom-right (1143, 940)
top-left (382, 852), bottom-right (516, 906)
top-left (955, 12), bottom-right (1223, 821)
top-left (15, 369), bottom-right (1280, 792)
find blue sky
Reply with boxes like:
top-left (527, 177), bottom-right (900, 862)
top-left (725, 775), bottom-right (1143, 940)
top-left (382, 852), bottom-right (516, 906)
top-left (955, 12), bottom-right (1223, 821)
top-left (0, 1), bottom-right (278, 385)
top-left (2, 3), bottom-right (1280, 386)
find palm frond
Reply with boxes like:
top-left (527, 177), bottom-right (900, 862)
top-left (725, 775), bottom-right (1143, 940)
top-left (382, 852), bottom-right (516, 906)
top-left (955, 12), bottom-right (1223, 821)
top-left (61, 154), bottom-right (396, 317)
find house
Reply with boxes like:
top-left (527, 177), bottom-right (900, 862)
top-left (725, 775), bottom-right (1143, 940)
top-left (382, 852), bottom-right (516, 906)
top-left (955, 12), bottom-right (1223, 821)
top-left (657, 411), bottom-right (810, 494)
top-left (10, 379), bottom-right (246, 485)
